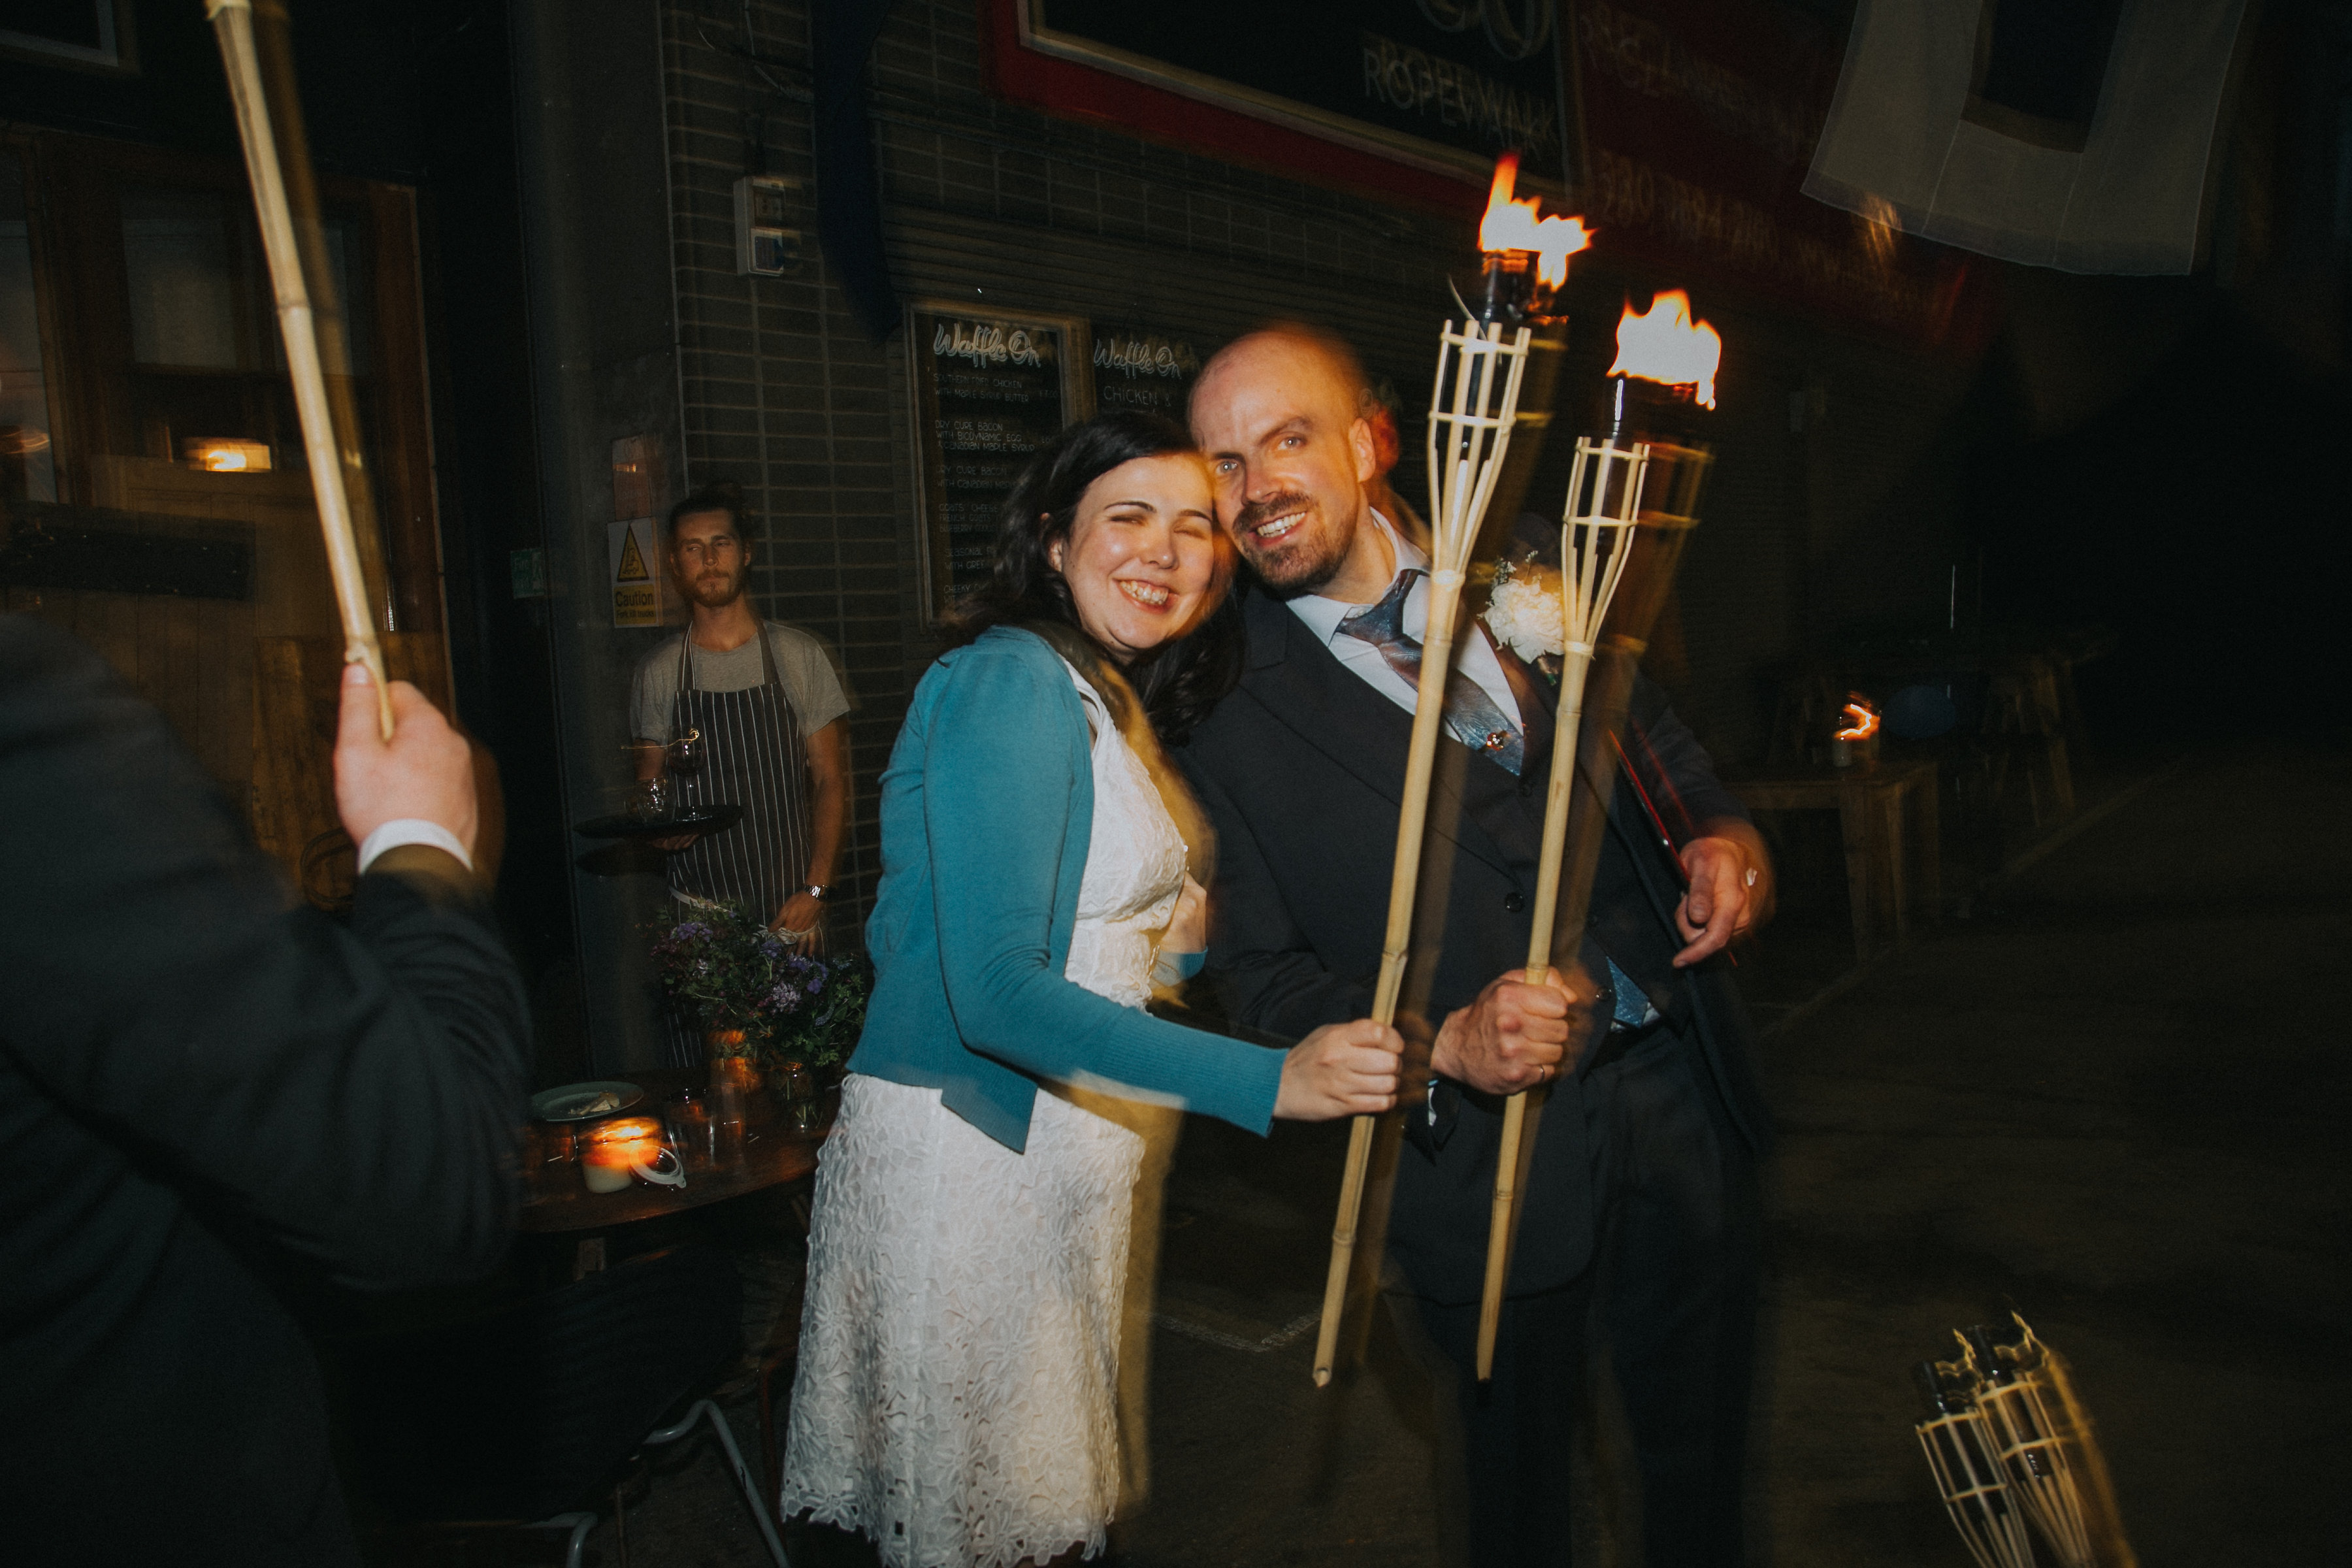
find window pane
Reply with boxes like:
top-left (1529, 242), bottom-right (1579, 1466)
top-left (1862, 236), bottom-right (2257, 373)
top-left (122, 189), bottom-right (246, 370)
top-left (0, 154), bottom-right (57, 502)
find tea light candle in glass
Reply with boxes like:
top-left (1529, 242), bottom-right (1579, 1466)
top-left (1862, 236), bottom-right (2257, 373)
top-left (581, 1115), bottom-right (664, 1193)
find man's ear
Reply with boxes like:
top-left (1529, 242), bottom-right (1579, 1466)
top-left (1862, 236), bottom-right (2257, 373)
top-left (1349, 416), bottom-right (1380, 485)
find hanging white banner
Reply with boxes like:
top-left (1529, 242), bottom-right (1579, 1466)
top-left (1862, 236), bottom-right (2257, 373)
top-left (1804, 0), bottom-right (2249, 274)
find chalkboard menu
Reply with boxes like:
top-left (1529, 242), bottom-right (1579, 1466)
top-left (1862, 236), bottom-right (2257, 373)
top-left (1023, 0), bottom-right (1569, 185)
top-left (1090, 327), bottom-right (1202, 425)
top-left (909, 306), bottom-right (1090, 617)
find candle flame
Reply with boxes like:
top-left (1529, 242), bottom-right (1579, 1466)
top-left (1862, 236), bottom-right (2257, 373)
top-left (585, 1115), bottom-right (664, 1167)
top-left (1478, 154), bottom-right (1592, 291)
top-left (1608, 291), bottom-right (1722, 409)
top-left (1835, 699), bottom-right (1881, 742)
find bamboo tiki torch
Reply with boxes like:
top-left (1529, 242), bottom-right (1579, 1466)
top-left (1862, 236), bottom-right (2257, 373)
top-left (1473, 436), bottom-right (1649, 1378)
top-left (1311, 157), bottom-right (1589, 1388)
top-left (1473, 290), bottom-right (1724, 1377)
top-left (206, 0), bottom-right (393, 738)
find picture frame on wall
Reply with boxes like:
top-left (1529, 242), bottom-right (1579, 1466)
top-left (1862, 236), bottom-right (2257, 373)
top-left (0, 1), bottom-right (136, 74)
top-left (986, 0), bottom-right (1576, 205)
top-left (906, 302), bottom-right (1092, 622)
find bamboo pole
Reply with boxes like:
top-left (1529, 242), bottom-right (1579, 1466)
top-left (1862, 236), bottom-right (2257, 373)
top-left (1474, 438), bottom-right (1648, 1377)
top-left (1312, 316), bottom-right (1530, 1387)
top-left (249, 0), bottom-right (398, 639)
top-left (205, 0), bottom-right (393, 738)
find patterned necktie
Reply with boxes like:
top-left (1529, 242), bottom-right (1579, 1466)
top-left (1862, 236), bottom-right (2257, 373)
top-left (1335, 568), bottom-right (1525, 776)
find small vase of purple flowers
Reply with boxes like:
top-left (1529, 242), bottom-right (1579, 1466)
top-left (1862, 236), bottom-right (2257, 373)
top-left (648, 902), bottom-right (873, 1086)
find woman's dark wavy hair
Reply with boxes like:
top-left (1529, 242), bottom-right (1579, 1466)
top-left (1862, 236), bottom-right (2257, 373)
top-left (941, 410), bottom-right (1241, 744)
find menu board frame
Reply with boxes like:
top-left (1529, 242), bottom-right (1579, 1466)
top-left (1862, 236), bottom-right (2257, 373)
top-left (906, 301), bottom-right (1094, 623)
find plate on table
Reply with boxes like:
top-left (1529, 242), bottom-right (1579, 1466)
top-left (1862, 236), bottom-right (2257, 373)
top-left (532, 1081), bottom-right (645, 1122)
top-left (572, 804), bottom-right (744, 841)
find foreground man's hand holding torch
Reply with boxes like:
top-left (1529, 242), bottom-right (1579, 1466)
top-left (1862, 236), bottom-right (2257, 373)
top-left (333, 663), bottom-right (480, 866)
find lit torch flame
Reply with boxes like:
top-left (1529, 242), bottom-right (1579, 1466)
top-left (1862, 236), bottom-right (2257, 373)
top-left (1835, 699), bottom-right (1881, 742)
top-left (1607, 290), bottom-right (1722, 410)
top-left (1478, 153), bottom-right (1592, 292)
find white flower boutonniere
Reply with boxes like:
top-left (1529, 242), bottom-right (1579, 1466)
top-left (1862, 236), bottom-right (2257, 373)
top-left (1483, 556), bottom-right (1565, 664)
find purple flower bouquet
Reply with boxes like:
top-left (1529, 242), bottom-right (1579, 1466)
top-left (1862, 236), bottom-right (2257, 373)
top-left (647, 902), bottom-right (872, 1068)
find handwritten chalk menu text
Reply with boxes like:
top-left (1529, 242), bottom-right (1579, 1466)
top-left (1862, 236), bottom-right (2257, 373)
top-left (1092, 329), bottom-right (1201, 423)
top-left (910, 308), bottom-right (1088, 615)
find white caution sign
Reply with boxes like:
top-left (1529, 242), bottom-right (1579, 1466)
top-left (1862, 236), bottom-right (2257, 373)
top-left (609, 517), bottom-right (665, 627)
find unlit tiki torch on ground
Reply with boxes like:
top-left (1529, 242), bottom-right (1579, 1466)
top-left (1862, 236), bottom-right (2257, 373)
top-left (206, 0), bottom-right (394, 738)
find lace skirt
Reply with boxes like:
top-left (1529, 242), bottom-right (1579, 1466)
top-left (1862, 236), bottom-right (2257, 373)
top-left (781, 1073), bottom-right (1145, 1568)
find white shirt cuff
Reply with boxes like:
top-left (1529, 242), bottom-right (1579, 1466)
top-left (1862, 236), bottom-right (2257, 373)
top-left (356, 819), bottom-right (474, 875)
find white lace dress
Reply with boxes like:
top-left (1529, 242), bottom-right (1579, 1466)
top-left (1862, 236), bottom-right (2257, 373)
top-left (779, 662), bottom-right (1188, 1568)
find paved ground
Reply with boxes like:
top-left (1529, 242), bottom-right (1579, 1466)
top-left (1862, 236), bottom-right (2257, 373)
top-left (419, 744), bottom-right (2348, 1565)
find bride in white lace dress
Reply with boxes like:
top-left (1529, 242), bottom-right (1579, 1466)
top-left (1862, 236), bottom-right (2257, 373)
top-left (780, 416), bottom-right (1403, 1568)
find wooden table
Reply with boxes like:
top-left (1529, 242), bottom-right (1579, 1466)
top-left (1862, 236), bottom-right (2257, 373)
top-left (1731, 759), bottom-right (1940, 963)
top-left (521, 1065), bottom-right (834, 1524)
top-left (521, 1066), bottom-right (832, 1271)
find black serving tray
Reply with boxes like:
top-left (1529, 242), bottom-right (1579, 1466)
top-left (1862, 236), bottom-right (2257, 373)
top-left (572, 804), bottom-right (745, 841)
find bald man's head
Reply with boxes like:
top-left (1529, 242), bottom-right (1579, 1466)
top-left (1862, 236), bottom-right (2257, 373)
top-left (1188, 325), bottom-right (1387, 600)
top-left (1190, 323), bottom-right (1371, 431)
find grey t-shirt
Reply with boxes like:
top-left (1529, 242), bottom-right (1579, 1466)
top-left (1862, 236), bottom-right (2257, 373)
top-left (630, 621), bottom-right (855, 744)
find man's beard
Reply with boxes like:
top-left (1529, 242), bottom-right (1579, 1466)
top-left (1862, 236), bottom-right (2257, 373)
top-left (683, 568), bottom-right (744, 610)
top-left (1232, 490), bottom-right (1350, 600)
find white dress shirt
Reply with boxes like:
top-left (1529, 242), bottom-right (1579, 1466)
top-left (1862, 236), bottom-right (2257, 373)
top-left (1288, 511), bottom-right (1659, 1039)
top-left (356, 819), bottom-right (474, 875)
top-left (1282, 510), bottom-right (1524, 734)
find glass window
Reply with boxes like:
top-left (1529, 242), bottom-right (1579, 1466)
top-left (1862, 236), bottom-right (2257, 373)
top-left (122, 189), bottom-right (247, 371)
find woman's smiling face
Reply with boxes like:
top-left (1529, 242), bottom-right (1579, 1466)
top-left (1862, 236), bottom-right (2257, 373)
top-left (1049, 451), bottom-right (1224, 663)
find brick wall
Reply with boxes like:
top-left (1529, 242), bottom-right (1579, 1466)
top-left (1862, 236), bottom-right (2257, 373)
top-left (656, 0), bottom-right (1980, 915)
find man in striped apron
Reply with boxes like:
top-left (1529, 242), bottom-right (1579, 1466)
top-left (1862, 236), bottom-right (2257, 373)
top-left (631, 483), bottom-right (854, 1066)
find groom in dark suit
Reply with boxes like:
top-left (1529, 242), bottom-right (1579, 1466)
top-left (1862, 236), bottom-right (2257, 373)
top-left (1181, 326), bottom-right (1774, 1567)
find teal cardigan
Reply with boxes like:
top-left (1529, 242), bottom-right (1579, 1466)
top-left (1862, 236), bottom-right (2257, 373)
top-left (849, 627), bottom-right (1286, 1152)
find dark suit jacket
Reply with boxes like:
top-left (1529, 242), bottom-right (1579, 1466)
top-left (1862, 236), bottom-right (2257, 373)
top-left (0, 617), bottom-right (532, 1565)
top-left (1177, 582), bottom-right (1771, 1305)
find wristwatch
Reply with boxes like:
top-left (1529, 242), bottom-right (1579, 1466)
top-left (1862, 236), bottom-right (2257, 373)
top-left (800, 883), bottom-right (834, 902)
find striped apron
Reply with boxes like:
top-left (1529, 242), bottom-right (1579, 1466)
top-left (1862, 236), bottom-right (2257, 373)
top-left (662, 627), bottom-right (815, 1065)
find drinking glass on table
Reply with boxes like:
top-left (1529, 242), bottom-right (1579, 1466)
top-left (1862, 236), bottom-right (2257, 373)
top-left (668, 1086), bottom-right (715, 1170)
top-left (781, 1060), bottom-right (819, 1133)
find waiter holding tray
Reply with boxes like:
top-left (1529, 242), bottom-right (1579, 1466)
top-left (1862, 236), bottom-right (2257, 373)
top-left (631, 483), bottom-right (855, 1062)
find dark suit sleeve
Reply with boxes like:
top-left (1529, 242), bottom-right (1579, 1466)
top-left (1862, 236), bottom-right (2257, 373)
top-left (1185, 739), bottom-right (1469, 1158)
top-left (1184, 757), bottom-right (1373, 1041)
top-left (1510, 508), bottom-right (1746, 833)
top-left (1625, 672), bottom-right (1749, 840)
top-left (0, 619), bottom-right (530, 1290)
